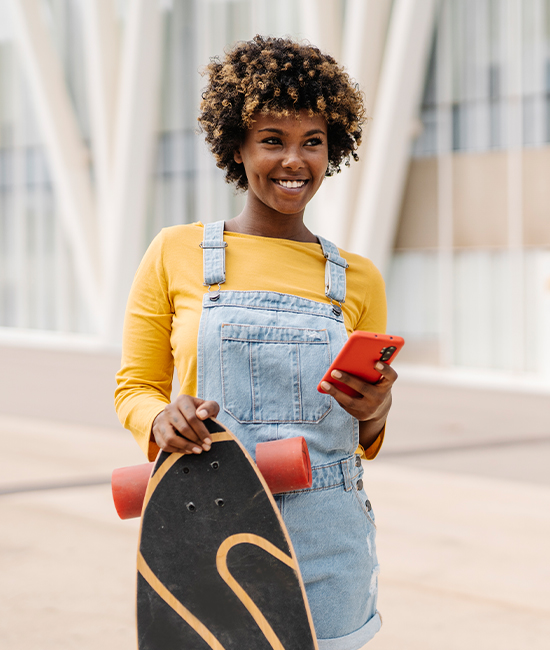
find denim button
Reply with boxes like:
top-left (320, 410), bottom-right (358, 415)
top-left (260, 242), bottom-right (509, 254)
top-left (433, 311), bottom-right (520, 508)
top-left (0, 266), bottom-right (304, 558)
top-left (355, 455), bottom-right (361, 467)
top-left (365, 499), bottom-right (372, 511)
top-left (356, 479), bottom-right (363, 491)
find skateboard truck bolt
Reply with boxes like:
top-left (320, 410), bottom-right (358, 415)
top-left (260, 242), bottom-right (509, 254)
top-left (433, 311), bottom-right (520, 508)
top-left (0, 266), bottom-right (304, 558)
top-left (186, 502), bottom-right (196, 511)
top-left (183, 467), bottom-right (190, 474)
top-left (215, 498), bottom-right (224, 507)
top-left (210, 461), bottom-right (220, 470)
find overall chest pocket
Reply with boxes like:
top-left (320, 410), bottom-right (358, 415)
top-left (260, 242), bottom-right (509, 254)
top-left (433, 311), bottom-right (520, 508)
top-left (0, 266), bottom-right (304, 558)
top-left (220, 323), bottom-right (332, 424)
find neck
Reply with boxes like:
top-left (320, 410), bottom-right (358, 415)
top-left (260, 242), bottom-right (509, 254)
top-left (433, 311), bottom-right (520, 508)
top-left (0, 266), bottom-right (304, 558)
top-left (225, 197), bottom-right (317, 243)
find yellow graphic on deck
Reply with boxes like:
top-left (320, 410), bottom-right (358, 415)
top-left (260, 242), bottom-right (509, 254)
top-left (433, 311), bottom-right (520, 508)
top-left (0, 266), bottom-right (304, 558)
top-left (216, 533), bottom-right (295, 650)
top-left (138, 533), bottom-right (296, 650)
top-left (138, 552), bottom-right (227, 650)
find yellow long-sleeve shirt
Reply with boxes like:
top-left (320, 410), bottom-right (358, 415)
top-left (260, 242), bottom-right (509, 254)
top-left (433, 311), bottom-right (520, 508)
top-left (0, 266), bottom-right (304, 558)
top-left (115, 223), bottom-right (387, 461)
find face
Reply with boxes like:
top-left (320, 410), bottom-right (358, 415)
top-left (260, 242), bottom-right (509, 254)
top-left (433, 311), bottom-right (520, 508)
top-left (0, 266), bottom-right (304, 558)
top-left (234, 110), bottom-right (329, 218)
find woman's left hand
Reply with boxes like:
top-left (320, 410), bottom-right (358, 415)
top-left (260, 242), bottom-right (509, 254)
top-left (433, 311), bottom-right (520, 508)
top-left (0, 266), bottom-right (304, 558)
top-left (320, 362), bottom-right (398, 447)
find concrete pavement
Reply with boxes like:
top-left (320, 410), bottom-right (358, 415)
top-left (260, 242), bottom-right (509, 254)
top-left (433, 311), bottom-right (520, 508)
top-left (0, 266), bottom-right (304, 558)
top-left (366, 463), bottom-right (550, 649)
top-left (1, 379), bottom-right (549, 649)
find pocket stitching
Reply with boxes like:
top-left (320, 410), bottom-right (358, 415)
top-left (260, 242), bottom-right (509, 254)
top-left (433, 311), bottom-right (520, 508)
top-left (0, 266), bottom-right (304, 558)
top-left (221, 326), bottom-right (332, 424)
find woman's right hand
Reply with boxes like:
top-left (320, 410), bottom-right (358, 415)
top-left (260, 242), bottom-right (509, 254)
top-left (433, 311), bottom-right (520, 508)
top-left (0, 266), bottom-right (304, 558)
top-left (151, 395), bottom-right (220, 454)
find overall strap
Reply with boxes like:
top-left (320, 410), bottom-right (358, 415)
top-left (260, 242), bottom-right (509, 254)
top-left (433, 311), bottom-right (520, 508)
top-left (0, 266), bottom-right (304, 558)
top-left (317, 235), bottom-right (349, 309)
top-left (200, 221), bottom-right (227, 287)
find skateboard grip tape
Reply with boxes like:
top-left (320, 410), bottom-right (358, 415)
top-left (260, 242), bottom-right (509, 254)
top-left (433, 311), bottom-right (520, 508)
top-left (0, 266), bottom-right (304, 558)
top-left (112, 433), bottom-right (312, 519)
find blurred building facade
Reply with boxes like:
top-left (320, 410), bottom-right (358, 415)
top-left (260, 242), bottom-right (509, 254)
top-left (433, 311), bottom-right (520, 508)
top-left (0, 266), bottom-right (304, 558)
top-left (0, 0), bottom-right (549, 386)
top-left (393, 0), bottom-right (550, 377)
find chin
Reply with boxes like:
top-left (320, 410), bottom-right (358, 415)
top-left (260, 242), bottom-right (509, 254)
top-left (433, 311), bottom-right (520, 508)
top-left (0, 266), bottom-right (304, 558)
top-left (275, 206), bottom-right (307, 216)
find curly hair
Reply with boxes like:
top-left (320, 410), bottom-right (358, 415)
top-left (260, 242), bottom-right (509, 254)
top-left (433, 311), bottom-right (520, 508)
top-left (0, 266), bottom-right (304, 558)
top-left (198, 35), bottom-right (366, 191)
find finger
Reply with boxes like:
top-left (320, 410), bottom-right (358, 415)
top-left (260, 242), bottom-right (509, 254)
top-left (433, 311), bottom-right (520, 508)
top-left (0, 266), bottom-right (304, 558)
top-left (153, 419), bottom-right (203, 454)
top-left (320, 380), bottom-right (363, 408)
top-left (329, 370), bottom-right (375, 397)
top-left (373, 362), bottom-right (398, 385)
top-left (174, 397), bottom-right (217, 450)
top-left (165, 406), bottom-right (202, 444)
top-left (161, 425), bottom-right (207, 454)
top-left (157, 436), bottom-right (194, 454)
top-left (195, 399), bottom-right (220, 420)
top-left (163, 433), bottom-right (205, 454)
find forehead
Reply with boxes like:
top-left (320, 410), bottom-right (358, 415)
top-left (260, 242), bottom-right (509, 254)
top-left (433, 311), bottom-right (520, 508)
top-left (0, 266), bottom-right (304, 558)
top-left (248, 110), bottom-right (327, 134)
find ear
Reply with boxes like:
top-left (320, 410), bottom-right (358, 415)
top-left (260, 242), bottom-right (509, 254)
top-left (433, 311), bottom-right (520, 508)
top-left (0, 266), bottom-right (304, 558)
top-left (234, 147), bottom-right (243, 164)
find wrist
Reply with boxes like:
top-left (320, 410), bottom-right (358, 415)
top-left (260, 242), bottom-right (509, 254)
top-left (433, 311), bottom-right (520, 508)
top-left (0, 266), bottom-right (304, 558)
top-left (150, 408), bottom-right (166, 436)
top-left (358, 417), bottom-right (386, 449)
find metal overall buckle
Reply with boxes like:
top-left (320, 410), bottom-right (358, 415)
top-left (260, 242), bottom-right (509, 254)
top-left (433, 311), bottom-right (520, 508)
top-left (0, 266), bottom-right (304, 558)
top-left (206, 283), bottom-right (223, 301)
top-left (330, 298), bottom-right (343, 316)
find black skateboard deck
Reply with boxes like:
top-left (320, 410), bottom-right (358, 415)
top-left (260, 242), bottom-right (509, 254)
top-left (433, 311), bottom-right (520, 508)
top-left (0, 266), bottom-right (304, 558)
top-left (137, 418), bottom-right (319, 650)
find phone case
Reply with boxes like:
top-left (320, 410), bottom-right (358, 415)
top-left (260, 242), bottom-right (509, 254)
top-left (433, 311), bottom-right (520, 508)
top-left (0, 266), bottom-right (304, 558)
top-left (317, 331), bottom-right (405, 397)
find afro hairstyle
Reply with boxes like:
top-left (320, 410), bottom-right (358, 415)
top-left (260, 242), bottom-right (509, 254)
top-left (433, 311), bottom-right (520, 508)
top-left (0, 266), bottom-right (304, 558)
top-left (198, 35), bottom-right (367, 190)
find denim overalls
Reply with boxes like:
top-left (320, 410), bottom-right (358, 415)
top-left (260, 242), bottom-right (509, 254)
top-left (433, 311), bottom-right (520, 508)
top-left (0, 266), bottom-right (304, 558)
top-left (197, 221), bottom-right (381, 649)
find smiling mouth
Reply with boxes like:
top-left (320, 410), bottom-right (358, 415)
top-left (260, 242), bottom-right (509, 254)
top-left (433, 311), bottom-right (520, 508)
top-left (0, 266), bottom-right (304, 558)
top-left (273, 179), bottom-right (308, 189)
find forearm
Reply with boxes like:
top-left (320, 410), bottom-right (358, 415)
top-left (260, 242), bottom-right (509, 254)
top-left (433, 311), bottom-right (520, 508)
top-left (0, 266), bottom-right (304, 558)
top-left (115, 386), bottom-right (170, 458)
top-left (359, 416), bottom-right (387, 450)
top-left (114, 230), bottom-right (176, 458)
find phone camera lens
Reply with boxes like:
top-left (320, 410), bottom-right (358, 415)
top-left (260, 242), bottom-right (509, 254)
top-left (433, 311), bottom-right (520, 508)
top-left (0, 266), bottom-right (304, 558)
top-left (380, 346), bottom-right (396, 362)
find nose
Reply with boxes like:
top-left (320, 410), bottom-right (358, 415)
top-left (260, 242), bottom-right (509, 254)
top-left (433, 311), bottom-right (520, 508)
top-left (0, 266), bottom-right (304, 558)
top-left (281, 146), bottom-right (304, 171)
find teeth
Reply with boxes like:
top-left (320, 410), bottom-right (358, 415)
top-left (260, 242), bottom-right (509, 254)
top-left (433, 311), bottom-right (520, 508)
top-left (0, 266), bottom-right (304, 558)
top-left (277, 180), bottom-right (306, 188)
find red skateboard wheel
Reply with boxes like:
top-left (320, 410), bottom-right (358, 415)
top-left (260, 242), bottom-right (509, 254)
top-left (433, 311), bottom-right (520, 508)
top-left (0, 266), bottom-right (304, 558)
top-left (112, 436), bottom-right (312, 519)
top-left (112, 462), bottom-right (155, 520)
top-left (255, 436), bottom-right (312, 494)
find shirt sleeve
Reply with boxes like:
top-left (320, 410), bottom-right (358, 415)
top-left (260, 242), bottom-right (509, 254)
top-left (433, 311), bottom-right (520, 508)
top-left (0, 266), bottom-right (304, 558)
top-left (357, 425), bottom-right (386, 460)
top-left (114, 230), bottom-right (174, 459)
top-left (355, 259), bottom-right (388, 460)
top-left (355, 260), bottom-right (387, 335)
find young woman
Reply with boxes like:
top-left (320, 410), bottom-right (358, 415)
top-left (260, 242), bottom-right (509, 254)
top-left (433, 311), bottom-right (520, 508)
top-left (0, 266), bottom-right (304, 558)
top-left (115, 35), bottom-right (397, 649)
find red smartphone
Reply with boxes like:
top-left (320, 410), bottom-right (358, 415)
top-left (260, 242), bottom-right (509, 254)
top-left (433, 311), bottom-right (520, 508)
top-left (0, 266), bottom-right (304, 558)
top-left (317, 331), bottom-right (405, 397)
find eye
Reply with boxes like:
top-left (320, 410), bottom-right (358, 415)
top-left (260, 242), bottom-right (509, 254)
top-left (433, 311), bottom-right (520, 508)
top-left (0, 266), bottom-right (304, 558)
top-left (305, 137), bottom-right (323, 146)
top-left (262, 137), bottom-right (281, 145)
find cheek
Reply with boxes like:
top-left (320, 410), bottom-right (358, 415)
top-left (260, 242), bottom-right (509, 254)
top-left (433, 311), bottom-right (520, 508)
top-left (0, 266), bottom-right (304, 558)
top-left (314, 148), bottom-right (329, 172)
top-left (315, 158), bottom-right (329, 182)
top-left (250, 162), bottom-right (275, 185)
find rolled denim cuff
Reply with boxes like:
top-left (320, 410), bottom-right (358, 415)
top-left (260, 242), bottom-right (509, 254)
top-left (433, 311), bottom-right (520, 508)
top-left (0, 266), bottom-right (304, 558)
top-left (318, 611), bottom-right (382, 650)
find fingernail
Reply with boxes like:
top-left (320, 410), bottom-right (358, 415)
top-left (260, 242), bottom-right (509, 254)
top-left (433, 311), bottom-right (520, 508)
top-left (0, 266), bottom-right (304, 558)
top-left (204, 437), bottom-right (211, 446)
top-left (202, 443), bottom-right (211, 451)
top-left (375, 362), bottom-right (384, 371)
top-left (331, 370), bottom-right (342, 379)
top-left (321, 381), bottom-right (331, 391)
top-left (197, 408), bottom-right (208, 418)
top-left (192, 446), bottom-right (202, 454)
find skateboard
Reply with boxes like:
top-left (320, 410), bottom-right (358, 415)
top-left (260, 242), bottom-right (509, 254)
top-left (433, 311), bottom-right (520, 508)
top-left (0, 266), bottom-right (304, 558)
top-left (114, 418), bottom-right (318, 650)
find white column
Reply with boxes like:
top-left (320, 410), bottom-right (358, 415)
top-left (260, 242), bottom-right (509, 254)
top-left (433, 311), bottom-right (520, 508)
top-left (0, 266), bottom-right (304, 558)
top-left (506, 0), bottom-right (525, 371)
top-left (436, 0), bottom-right (454, 367)
top-left (102, 0), bottom-right (163, 343)
top-left (341, 0), bottom-right (393, 120)
top-left (348, 0), bottom-right (438, 275)
top-left (193, 0), bottom-right (216, 226)
top-left (298, 0), bottom-right (342, 57)
top-left (298, 0), bottom-right (344, 239)
top-left (311, 0), bottom-right (392, 247)
top-left (9, 49), bottom-right (29, 328)
top-left (9, 0), bottom-right (101, 328)
top-left (81, 0), bottom-right (120, 253)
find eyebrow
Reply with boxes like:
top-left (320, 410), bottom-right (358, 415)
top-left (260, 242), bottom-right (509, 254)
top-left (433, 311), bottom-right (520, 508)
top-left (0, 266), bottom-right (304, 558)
top-left (257, 127), bottom-right (326, 136)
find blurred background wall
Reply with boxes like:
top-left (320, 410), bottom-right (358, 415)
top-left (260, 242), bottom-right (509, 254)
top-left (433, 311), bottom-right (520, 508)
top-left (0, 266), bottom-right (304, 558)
top-left (0, 0), bottom-right (549, 428)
